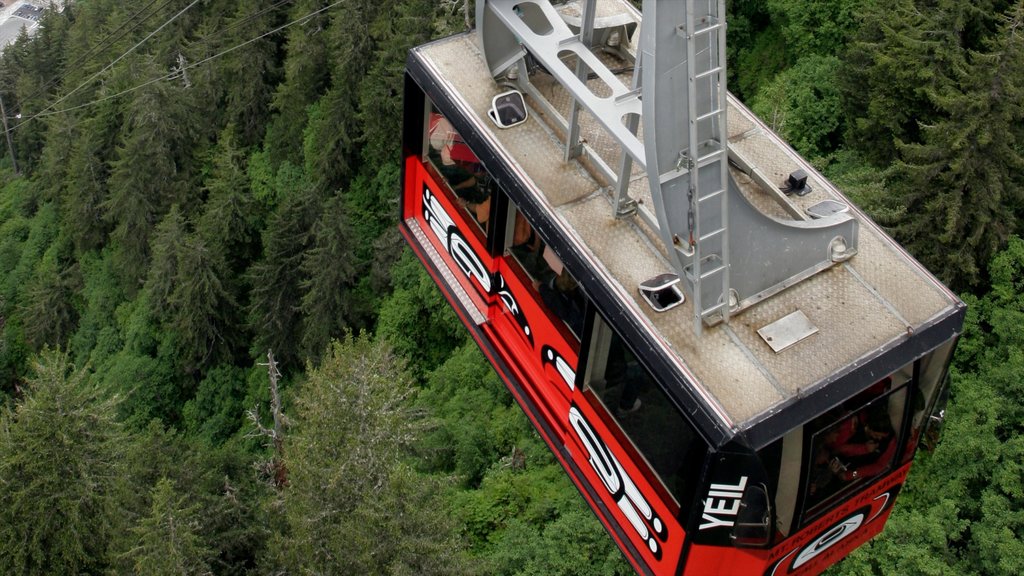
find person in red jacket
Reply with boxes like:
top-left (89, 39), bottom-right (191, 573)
top-left (828, 409), bottom-right (896, 483)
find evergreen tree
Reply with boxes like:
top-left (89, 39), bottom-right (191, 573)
top-left (61, 120), bottom-right (115, 253)
top-left (357, 0), bottom-right (434, 168)
top-left (103, 56), bottom-right (199, 290)
top-left (263, 0), bottom-right (332, 168)
top-left (18, 239), bottom-right (82, 350)
top-left (0, 350), bottom-right (128, 575)
top-left (145, 205), bottom-right (189, 318)
top-left (840, 0), bottom-right (1010, 166)
top-left (266, 334), bottom-right (469, 575)
top-left (887, 4), bottom-right (1024, 289)
top-left (246, 163), bottom-right (322, 368)
top-left (124, 478), bottom-right (213, 576)
top-left (197, 125), bottom-right (261, 271)
top-left (218, 0), bottom-right (283, 148)
top-left (169, 232), bottom-right (238, 374)
top-left (298, 194), bottom-right (358, 362)
top-left (301, 0), bottom-right (383, 192)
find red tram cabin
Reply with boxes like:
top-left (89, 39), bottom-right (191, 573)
top-left (399, 1), bottom-right (965, 574)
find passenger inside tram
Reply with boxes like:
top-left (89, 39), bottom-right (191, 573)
top-left (807, 380), bottom-right (905, 508)
top-left (826, 409), bottom-right (896, 483)
top-left (538, 268), bottom-right (586, 337)
top-left (427, 113), bottom-right (491, 224)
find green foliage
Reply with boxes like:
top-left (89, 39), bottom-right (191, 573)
top-left (2, 190), bottom-right (55, 309)
top-left (732, 23), bottom-right (788, 102)
top-left (839, 0), bottom-right (1009, 166)
top-left (357, 0), bottom-right (434, 167)
top-left (413, 342), bottom-right (630, 574)
top-left (61, 117), bottom-right (117, 253)
top-left (888, 6), bottom-right (1024, 289)
top-left (263, 0), bottom-right (332, 168)
top-left (183, 364), bottom-right (249, 444)
top-left (246, 162), bottom-right (323, 369)
top-left (123, 478), bottom-right (213, 576)
top-left (453, 457), bottom-right (631, 575)
top-left (209, 1), bottom-right (281, 148)
top-left (343, 163), bottom-right (407, 324)
top-left (103, 55), bottom-right (200, 290)
top-left (111, 421), bottom-right (271, 576)
top-left (198, 126), bottom-right (262, 267)
top-left (485, 508), bottom-right (634, 576)
top-left (820, 149), bottom-right (904, 227)
top-left (267, 333), bottom-right (469, 574)
top-left (751, 54), bottom-right (844, 159)
top-left (0, 350), bottom-right (127, 575)
top-left (69, 251), bottom-right (125, 365)
top-left (377, 250), bottom-right (465, 379)
top-left (168, 232), bottom-right (238, 372)
top-left (764, 0), bottom-right (863, 59)
top-left (97, 349), bottom-right (180, 430)
top-left (416, 343), bottom-right (520, 486)
top-left (297, 194), bottom-right (357, 361)
top-left (18, 233), bottom-right (81, 350)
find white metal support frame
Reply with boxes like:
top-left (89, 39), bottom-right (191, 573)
top-left (475, 0), bottom-right (860, 336)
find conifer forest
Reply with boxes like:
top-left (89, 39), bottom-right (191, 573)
top-left (0, 1), bottom-right (1023, 574)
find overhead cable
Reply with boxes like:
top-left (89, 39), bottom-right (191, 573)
top-left (16, 0), bottom-right (204, 124)
top-left (11, 0), bottom-right (176, 116)
top-left (10, 0), bottom-right (344, 130)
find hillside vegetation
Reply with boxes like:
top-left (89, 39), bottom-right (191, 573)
top-left (0, 1), bottom-right (1022, 574)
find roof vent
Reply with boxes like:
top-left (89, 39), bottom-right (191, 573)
top-left (488, 90), bottom-right (528, 129)
top-left (639, 273), bottom-right (685, 312)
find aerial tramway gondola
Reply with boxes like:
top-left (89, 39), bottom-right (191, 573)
top-left (398, 1), bottom-right (965, 574)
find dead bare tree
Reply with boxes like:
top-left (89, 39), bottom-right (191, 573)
top-left (246, 350), bottom-right (289, 488)
top-left (441, 0), bottom-right (472, 30)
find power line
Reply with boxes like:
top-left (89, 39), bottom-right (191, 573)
top-left (15, 0), bottom-right (203, 125)
top-left (9, 0), bottom-right (346, 130)
top-left (10, 0), bottom-right (176, 116)
top-left (14, 0), bottom-right (296, 119)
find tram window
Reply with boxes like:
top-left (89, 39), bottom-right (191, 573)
top-left (804, 379), bottom-right (909, 514)
top-left (500, 199), bottom-right (586, 339)
top-left (905, 339), bottom-right (957, 458)
top-left (502, 202), bottom-right (549, 281)
top-left (583, 316), bottom-right (706, 508)
top-left (424, 104), bottom-right (492, 232)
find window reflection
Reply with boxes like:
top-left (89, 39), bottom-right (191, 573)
top-left (425, 108), bottom-right (491, 231)
top-left (805, 379), bottom-right (908, 512)
top-left (585, 318), bottom-right (704, 507)
top-left (501, 199), bottom-right (586, 339)
top-left (908, 340), bottom-right (956, 457)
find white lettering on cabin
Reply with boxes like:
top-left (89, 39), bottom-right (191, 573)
top-left (699, 476), bottom-right (748, 531)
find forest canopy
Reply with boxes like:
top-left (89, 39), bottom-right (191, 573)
top-left (0, 1), bottom-right (1022, 574)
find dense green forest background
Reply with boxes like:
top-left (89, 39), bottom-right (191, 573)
top-left (0, 0), bottom-right (1021, 574)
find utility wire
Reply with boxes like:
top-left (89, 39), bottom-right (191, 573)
top-left (11, 0), bottom-right (176, 116)
top-left (15, 0), bottom-right (203, 125)
top-left (32, 0), bottom-right (295, 109)
top-left (10, 0), bottom-right (344, 130)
